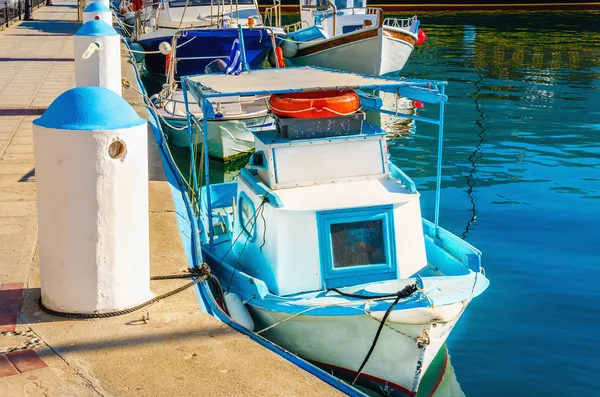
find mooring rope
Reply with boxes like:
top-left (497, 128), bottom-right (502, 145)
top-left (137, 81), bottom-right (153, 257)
top-left (38, 265), bottom-right (212, 319)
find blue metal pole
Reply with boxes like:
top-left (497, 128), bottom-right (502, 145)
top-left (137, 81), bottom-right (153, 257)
top-left (201, 97), bottom-right (214, 250)
top-left (237, 24), bottom-right (250, 72)
top-left (433, 84), bottom-right (445, 235)
top-left (181, 79), bottom-right (201, 229)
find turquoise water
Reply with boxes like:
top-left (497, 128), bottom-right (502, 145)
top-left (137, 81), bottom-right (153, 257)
top-left (389, 11), bottom-right (600, 396)
top-left (145, 11), bottom-right (600, 395)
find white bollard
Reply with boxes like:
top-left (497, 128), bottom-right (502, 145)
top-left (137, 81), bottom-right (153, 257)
top-left (33, 86), bottom-right (151, 314)
top-left (74, 20), bottom-right (122, 96)
top-left (83, 2), bottom-right (112, 25)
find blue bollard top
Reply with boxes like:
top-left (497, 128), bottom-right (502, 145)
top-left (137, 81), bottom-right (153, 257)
top-left (33, 87), bottom-right (146, 131)
top-left (84, 2), bottom-right (110, 13)
top-left (75, 20), bottom-right (118, 37)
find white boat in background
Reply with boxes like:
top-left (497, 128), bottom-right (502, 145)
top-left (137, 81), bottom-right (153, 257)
top-left (180, 67), bottom-right (489, 396)
top-left (277, 0), bottom-right (423, 75)
top-left (153, 88), bottom-right (273, 161)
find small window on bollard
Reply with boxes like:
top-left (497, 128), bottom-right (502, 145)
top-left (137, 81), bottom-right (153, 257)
top-left (108, 140), bottom-right (126, 159)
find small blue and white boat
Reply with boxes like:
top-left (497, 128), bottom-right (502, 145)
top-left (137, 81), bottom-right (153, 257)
top-left (180, 67), bottom-right (489, 396)
top-left (278, 0), bottom-right (422, 75)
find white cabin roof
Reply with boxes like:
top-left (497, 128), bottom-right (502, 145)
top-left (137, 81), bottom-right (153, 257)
top-left (186, 67), bottom-right (405, 95)
top-left (273, 178), bottom-right (417, 211)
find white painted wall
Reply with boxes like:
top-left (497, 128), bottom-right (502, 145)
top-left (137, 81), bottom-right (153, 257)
top-left (74, 34), bottom-right (122, 96)
top-left (34, 124), bottom-right (151, 313)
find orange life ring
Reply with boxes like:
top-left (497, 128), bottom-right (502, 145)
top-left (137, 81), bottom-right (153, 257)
top-left (269, 90), bottom-right (360, 119)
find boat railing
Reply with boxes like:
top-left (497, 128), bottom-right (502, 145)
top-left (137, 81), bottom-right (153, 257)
top-left (365, 7), bottom-right (383, 28)
top-left (383, 15), bottom-right (418, 32)
top-left (282, 20), bottom-right (307, 33)
top-left (263, 0), bottom-right (281, 27)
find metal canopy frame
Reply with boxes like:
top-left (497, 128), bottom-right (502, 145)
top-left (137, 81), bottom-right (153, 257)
top-left (180, 66), bottom-right (448, 250)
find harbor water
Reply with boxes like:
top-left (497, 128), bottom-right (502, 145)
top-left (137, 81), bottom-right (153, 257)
top-left (144, 10), bottom-right (600, 396)
top-left (391, 10), bottom-right (600, 396)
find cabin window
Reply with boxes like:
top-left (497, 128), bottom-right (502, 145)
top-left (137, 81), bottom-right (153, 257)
top-left (238, 192), bottom-right (256, 241)
top-left (330, 220), bottom-right (386, 268)
top-left (318, 206), bottom-right (396, 289)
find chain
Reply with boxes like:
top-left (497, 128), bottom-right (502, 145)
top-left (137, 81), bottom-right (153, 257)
top-left (0, 330), bottom-right (42, 354)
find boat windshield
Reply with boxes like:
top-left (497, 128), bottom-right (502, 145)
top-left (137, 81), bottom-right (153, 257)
top-left (169, 0), bottom-right (255, 7)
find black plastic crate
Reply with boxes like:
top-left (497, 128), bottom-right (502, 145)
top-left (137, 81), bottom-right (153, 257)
top-left (274, 111), bottom-right (366, 140)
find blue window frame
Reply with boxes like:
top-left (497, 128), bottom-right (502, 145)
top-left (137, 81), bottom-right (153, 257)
top-left (238, 192), bottom-right (257, 242)
top-left (317, 206), bottom-right (397, 289)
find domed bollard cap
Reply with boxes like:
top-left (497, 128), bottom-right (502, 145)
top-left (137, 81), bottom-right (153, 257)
top-left (75, 19), bottom-right (118, 37)
top-left (83, 2), bottom-right (112, 24)
top-left (34, 86), bottom-right (145, 131)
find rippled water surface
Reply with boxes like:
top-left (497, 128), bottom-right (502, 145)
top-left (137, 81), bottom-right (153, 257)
top-left (386, 11), bottom-right (600, 396)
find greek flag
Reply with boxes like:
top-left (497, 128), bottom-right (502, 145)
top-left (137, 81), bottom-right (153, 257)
top-left (225, 39), bottom-right (242, 75)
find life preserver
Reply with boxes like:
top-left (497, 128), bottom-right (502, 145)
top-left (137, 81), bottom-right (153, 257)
top-left (269, 90), bottom-right (359, 119)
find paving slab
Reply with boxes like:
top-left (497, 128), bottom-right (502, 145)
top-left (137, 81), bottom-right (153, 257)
top-left (0, 2), bottom-right (344, 396)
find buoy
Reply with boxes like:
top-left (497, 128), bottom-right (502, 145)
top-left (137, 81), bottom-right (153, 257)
top-left (83, 2), bottom-right (112, 24)
top-left (33, 87), bottom-right (151, 314)
top-left (270, 90), bottom-right (360, 119)
top-left (275, 46), bottom-right (284, 68)
top-left (414, 100), bottom-right (424, 109)
top-left (416, 29), bottom-right (427, 45)
top-left (74, 20), bottom-right (122, 96)
top-left (280, 39), bottom-right (298, 59)
top-left (224, 292), bottom-right (255, 330)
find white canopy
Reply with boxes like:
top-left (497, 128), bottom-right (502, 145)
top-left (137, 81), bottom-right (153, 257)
top-left (184, 67), bottom-right (438, 98)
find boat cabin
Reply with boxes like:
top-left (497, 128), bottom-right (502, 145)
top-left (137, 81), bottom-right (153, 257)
top-left (182, 68), bottom-right (447, 297)
top-left (300, 0), bottom-right (380, 37)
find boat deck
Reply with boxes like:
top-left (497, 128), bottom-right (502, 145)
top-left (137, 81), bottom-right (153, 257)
top-left (0, 2), bottom-right (342, 395)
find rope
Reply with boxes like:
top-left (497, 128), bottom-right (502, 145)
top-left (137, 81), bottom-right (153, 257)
top-left (38, 265), bottom-right (212, 319)
top-left (351, 284), bottom-right (418, 385)
top-left (269, 105), bottom-right (362, 117)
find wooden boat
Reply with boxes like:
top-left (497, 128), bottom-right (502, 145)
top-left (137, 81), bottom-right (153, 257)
top-left (278, 0), bottom-right (422, 76)
top-left (179, 67), bottom-right (489, 396)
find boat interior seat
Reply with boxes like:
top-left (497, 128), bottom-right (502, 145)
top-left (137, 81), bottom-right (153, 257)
top-left (203, 182), bottom-right (238, 210)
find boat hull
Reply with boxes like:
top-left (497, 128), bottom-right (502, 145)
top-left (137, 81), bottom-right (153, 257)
top-left (247, 302), bottom-right (462, 396)
top-left (137, 29), bottom-right (273, 77)
top-left (291, 28), bottom-right (414, 76)
top-left (160, 116), bottom-right (272, 161)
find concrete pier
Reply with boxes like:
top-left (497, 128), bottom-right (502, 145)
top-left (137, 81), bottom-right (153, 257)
top-left (0, 2), bottom-right (342, 395)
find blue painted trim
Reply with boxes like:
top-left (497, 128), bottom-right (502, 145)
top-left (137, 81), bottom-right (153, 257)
top-left (253, 125), bottom-right (385, 146)
top-left (239, 168), bottom-right (283, 208)
top-left (237, 24), bottom-right (250, 72)
top-left (238, 191), bottom-right (257, 242)
top-left (389, 163), bottom-right (418, 194)
top-left (33, 87), bottom-right (145, 130)
top-left (434, 85), bottom-right (446, 234)
top-left (271, 148), bottom-right (279, 184)
top-left (248, 150), bottom-right (268, 170)
top-left (75, 20), bottom-right (118, 36)
top-left (84, 2), bottom-right (109, 12)
top-left (378, 139), bottom-right (386, 174)
top-left (317, 206), bottom-right (397, 289)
